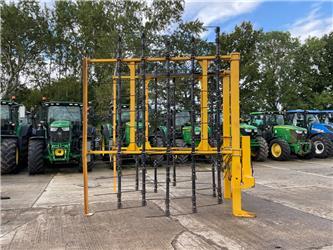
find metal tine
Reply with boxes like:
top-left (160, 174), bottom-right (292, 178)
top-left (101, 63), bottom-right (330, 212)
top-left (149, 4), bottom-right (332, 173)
top-left (153, 66), bottom-right (158, 193)
top-left (215, 27), bottom-right (223, 204)
top-left (172, 76), bottom-right (177, 187)
top-left (116, 35), bottom-right (122, 209)
top-left (165, 39), bottom-right (171, 217)
top-left (209, 70), bottom-right (217, 198)
top-left (135, 46), bottom-right (141, 193)
top-left (141, 32), bottom-right (147, 206)
top-left (190, 36), bottom-right (197, 213)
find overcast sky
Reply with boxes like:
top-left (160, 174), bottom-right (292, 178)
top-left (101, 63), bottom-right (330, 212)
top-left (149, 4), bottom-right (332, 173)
top-left (183, 0), bottom-right (333, 41)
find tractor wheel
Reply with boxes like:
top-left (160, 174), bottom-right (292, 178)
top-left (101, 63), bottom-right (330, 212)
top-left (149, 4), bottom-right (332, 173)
top-left (175, 139), bottom-right (189, 164)
top-left (1, 138), bottom-right (19, 174)
top-left (251, 136), bottom-right (268, 162)
top-left (28, 140), bottom-right (45, 175)
top-left (150, 132), bottom-right (164, 166)
top-left (311, 135), bottom-right (333, 158)
top-left (269, 139), bottom-right (291, 161)
top-left (297, 142), bottom-right (315, 160)
top-left (19, 136), bottom-right (29, 168)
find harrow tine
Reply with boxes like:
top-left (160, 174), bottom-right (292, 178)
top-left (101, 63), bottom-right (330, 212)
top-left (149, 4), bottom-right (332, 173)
top-left (215, 27), bottom-right (223, 204)
top-left (190, 36), bottom-right (197, 214)
top-left (116, 35), bottom-right (122, 209)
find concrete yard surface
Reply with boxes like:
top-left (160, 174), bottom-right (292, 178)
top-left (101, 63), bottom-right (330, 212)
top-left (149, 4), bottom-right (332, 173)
top-left (1, 158), bottom-right (333, 250)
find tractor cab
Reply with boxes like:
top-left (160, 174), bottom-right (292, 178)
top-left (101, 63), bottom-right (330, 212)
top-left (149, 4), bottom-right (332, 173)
top-left (35, 101), bottom-right (82, 139)
top-left (317, 110), bottom-right (333, 125)
top-left (286, 110), bottom-right (332, 136)
top-left (1, 99), bottom-right (32, 174)
top-left (250, 111), bottom-right (308, 139)
top-left (1, 100), bottom-right (20, 136)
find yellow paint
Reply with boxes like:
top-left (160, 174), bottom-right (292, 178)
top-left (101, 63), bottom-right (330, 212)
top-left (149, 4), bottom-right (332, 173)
top-left (197, 60), bottom-right (210, 151)
top-left (89, 55), bottom-right (231, 64)
top-left (230, 53), bottom-right (255, 218)
top-left (127, 62), bottom-right (137, 151)
top-left (54, 149), bottom-right (65, 156)
top-left (241, 136), bottom-right (255, 189)
top-left (271, 143), bottom-right (282, 157)
top-left (82, 57), bottom-right (90, 216)
top-left (223, 74), bottom-right (231, 199)
top-left (101, 139), bottom-right (105, 156)
top-left (81, 52), bottom-right (255, 218)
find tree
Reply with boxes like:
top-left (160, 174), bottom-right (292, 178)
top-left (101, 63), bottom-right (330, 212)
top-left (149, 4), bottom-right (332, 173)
top-left (219, 22), bottom-right (263, 113)
top-left (292, 34), bottom-right (333, 109)
top-left (0, 1), bottom-right (50, 97)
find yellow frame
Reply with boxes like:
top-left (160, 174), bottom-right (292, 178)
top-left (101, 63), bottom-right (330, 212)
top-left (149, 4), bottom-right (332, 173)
top-left (81, 53), bottom-right (255, 217)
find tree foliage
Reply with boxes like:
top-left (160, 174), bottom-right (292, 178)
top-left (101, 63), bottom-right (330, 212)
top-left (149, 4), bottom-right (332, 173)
top-left (1, 0), bottom-right (332, 117)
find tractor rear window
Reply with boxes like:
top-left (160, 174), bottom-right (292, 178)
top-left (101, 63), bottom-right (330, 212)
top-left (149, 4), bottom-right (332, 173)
top-left (0, 105), bottom-right (10, 120)
top-left (48, 106), bottom-right (81, 123)
top-left (175, 112), bottom-right (190, 126)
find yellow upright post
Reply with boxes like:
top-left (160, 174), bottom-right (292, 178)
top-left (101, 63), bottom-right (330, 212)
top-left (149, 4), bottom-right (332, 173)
top-left (197, 59), bottom-right (209, 150)
top-left (127, 62), bottom-right (137, 150)
top-left (222, 74), bottom-right (231, 199)
top-left (82, 57), bottom-right (91, 216)
top-left (230, 52), bottom-right (255, 217)
top-left (241, 136), bottom-right (255, 189)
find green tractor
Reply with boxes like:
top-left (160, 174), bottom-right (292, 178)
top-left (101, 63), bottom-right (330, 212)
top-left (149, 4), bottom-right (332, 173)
top-left (181, 112), bottom-right (268, 162)
top-left (249, 112), bottom-right (313, 160)
top-left (183, 119), bottom-right (268, 162)
top-left (28, 100), bottom-right (95, 174)
top-left (239, 122), bottom-right (268, 162)
top-left (155, 110), bottom-right (194, 163)
top-left (159, 111), bottom-right (268, 163)
top-left (100, 105), bottom-right (142, 162)
top-left (1, 99), bottom-right (32, 174)
top-left (100, 105), bottom-right (163, 165)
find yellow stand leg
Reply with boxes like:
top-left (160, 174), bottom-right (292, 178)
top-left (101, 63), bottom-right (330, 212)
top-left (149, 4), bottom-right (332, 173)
top-left (230, 53), bottom-right (255, 218)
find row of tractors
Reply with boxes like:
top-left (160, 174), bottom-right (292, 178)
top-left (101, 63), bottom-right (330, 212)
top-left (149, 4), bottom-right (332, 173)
top-left (100, 107), bottom-right (333, 164)
top-left (1, 98), bottom-right (332, 175)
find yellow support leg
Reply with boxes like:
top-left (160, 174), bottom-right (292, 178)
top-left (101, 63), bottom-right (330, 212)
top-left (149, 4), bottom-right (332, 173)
top-left (223, 74), bottom-right (231, 199)
top-left (127, 62), bottom-right (138, 151)
top-left (82, 57), bottom-right (93, 216)
top-left (230, 53), bottom-right (255, 218)
top-left (241, 136), bottom-right (255, 189)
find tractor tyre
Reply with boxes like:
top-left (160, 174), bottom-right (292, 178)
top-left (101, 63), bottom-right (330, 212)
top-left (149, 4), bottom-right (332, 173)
top-left (297, 142), bottom-right (315, 160)
top-left (19, 136), bottom-right (29, 168)
top-left (175, 139), bottom-right (189, 164)
top-left (311, 135), bottom-right (332, 158)
top-left (252, 136), bottom-right (268, 162)
top-left (28, 140), bottom-right (45, 175)
top-left (1, 138), bottom-right (19, 174)
top-left (327, 139), bottom-right (333, 157)
top-left (269, 139), bottom-right (291, 161)
top-left (150, 132), bottom-right (164, 166)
